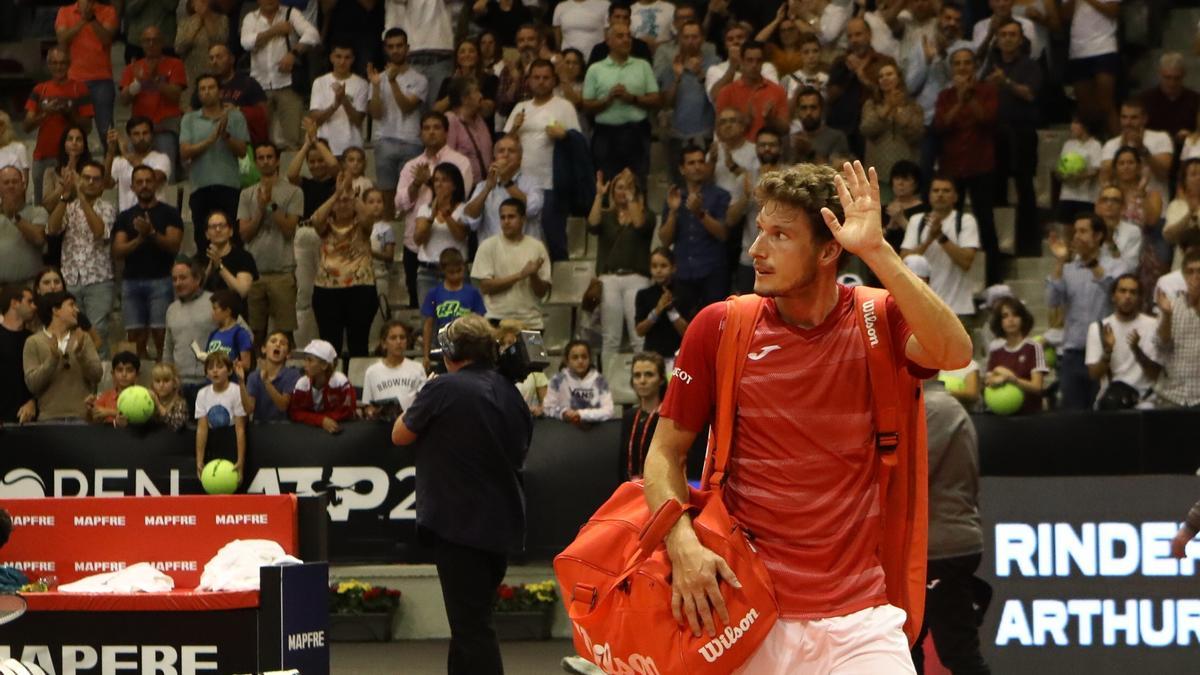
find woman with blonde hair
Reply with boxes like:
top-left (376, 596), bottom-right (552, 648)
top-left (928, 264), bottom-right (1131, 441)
top-left (309, 172), bottom-right (377, 358)
top-left (860, 61), bottom-right (923, 202)
top-left (587, 168), bottom-right (655, 359)
top-left (0, 112), bottom-right (29, 184)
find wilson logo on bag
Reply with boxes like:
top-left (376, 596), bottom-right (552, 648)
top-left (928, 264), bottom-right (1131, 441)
top-left (696, 607), bottom-right (762, 663)
top-left (575, 624), bottom-right (663, 675)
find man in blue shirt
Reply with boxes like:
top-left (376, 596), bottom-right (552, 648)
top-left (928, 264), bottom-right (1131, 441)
top-left (659, 145), bottom-right (731, 312)
top-left (1047, 213), bottom-right (1129, 410)
top-left (462, 135), bottom-right (544, 244)
top-left (656, 19), bottom-right (718, 183)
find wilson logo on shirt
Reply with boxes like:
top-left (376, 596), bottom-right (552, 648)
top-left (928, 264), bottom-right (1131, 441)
top-left (747, 345), bottom-right (781, 361)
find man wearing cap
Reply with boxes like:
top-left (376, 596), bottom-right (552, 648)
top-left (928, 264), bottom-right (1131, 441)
top-left (288, 339), bottom-right (356, 433)
top-left (392, 314), bottom-right (531, 675)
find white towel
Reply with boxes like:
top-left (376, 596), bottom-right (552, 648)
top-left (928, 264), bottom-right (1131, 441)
top-left (58, 562), bottom-right (174, 594)
top-left (198, 539), bottom-right (303, 592)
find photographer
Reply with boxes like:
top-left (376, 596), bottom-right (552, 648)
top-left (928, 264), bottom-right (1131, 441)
top-left (391, 314), bottom-right (532, 675)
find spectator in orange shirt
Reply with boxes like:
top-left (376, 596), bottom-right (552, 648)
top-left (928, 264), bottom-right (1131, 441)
top-left (55, 0), bottom-right (118, 151)
top-left (23, 48), bottom-right (94, 204)
top-left (119, 26), bottom-right (188, 174)
top-left (714, 40), bottom-right (789, 141)
top-left (85, 350), bottom-right (140, 426)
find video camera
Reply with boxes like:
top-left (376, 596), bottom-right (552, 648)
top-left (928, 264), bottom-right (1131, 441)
top-left (430, 324), bottom-right (549, 383)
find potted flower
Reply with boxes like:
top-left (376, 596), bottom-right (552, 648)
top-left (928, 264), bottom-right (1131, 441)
top-left (328, 579), bottom-right (402, 642)
top-left (492, 579), bottom-right (558, 640)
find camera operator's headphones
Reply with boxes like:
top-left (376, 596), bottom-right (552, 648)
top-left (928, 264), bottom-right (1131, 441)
top-left (435, 319), bottom-right (461, 362)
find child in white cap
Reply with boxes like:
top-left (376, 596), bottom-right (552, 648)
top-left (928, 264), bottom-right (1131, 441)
top-left (287, 339), bottom-right (357, 434)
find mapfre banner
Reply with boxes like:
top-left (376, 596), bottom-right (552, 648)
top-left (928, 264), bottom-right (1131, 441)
top-left (0, 495), bottom-right (297, 588)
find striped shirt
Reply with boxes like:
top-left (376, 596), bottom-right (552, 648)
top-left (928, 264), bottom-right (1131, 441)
top-left (1155, 296), bottom-right (1200, 407)
top-left (662, 287), bottom-right (931, 619)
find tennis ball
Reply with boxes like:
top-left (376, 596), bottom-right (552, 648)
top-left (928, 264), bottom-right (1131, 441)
top-left (984, 383), bottom-right (1025, 415)
top-left (117, 385), bottom-right (155, 425)
top-left (938, 374), bottom-right (966, 393)
top-left (201, 459), bottom-right (239, 495)
top-left (1058, 152), bottom-right (1086, 178)
top-left (1033, 335), bottom-right (1057, 369)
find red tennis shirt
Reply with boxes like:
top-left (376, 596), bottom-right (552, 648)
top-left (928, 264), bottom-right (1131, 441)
top-left (662, 286), bottom-right (931, 619)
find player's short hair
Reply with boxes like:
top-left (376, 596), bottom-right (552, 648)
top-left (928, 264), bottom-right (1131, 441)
top-left (755, 164), bottom-right (844, 251)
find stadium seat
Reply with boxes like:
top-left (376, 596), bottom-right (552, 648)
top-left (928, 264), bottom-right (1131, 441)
top-left (602, 352), bottom-right (637, 406)
top-left (567, 217), bottom-right (589, 260)
top-left (542, 305), bottom-right (574, 354)
top-left (346, 357), bottom-right (373, 390)
top-left (994, 207), bottom-right (1016, 255)
top-left (547, 260), bottom-right (596, 306)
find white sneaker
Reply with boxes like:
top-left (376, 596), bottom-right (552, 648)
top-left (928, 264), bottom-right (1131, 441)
top-left (561, 655), bottom-right (605, 675)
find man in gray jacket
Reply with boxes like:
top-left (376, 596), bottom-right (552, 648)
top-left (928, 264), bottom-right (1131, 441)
top-left (911, 379), bottom-right (992, 675)
top-left (163, 259), bottom-right (215, 405)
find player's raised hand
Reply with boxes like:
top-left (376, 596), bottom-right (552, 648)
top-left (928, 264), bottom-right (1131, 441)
top-left (821, 160), bottom-right (884, 257)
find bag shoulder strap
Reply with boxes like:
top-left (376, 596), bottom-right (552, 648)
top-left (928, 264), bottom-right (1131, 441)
top-left (852, 286), bottom-right (901, 464)
top-left (704, 294), bottom-right (765, 490)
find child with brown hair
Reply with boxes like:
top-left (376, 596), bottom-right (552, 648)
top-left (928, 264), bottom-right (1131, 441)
top-left (194, 351), bottom-right (247, 483)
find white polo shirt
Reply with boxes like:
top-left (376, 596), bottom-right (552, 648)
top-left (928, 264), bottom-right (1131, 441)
top-left (901, 210), bottom-right (981, 315)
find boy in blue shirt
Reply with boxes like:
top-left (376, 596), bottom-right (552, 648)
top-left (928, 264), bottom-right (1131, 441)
top-left (242, 330), bottom-right (302, 422)
top-left (206, 289), bottom-right (253, 377)
top-left (421, 248), bottom-right (485, 371)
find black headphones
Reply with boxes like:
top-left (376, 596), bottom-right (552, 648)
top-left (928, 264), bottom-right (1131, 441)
top-left (436, 319), bottom-right (460, 362)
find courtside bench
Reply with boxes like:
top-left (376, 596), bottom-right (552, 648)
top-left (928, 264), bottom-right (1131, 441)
top-left (0, 495), bottom-right (328, 675)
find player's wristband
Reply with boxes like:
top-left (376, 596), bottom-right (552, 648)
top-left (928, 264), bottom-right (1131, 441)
top-left (666, 309), bottom-right (681, 322)
top-left (646, 309), bottom-right (660, 323)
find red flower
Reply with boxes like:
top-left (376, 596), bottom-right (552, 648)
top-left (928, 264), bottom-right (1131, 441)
top-left (364, 588), bottom-right (382, 600)
top-left (498, 585), bottom-right (515, 600)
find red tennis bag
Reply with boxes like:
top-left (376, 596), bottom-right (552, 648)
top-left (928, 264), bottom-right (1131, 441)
top-left (553, 295), bottom-right (778, 675)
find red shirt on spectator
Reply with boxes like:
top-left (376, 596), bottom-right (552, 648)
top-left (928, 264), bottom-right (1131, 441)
top-left (55, 2), bottom-right (118, 83)
top-left (93, 388), bottom-right (119, 423)
top-left (715, 77), bottom-right (789, 141)
top-left (661, 287), bottom-right (932, 619)
top-left (288, 371), bottom-right (357, 427)
top-left (26, 80), bottom-right (95, 161)
top-left (120, 57), bottom-right (188, 126)
top-left (933, 81), bottom-right (998, 179)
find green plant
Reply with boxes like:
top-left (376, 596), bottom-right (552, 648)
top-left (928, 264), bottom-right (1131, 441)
top-left (494, 580), bottom-right (558, 613)
top-left (329, 579), bottom-right (401, 614)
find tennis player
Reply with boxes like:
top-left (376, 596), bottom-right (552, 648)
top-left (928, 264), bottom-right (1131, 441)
top-left (643, 161), bottom-right (973, 673)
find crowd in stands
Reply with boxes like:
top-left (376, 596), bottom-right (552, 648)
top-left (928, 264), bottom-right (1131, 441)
top-left (2, 0), bottom-right (1200, 477)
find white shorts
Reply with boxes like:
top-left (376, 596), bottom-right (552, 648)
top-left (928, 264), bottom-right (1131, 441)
top-left (734, 604), bottom-right (916, 675)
